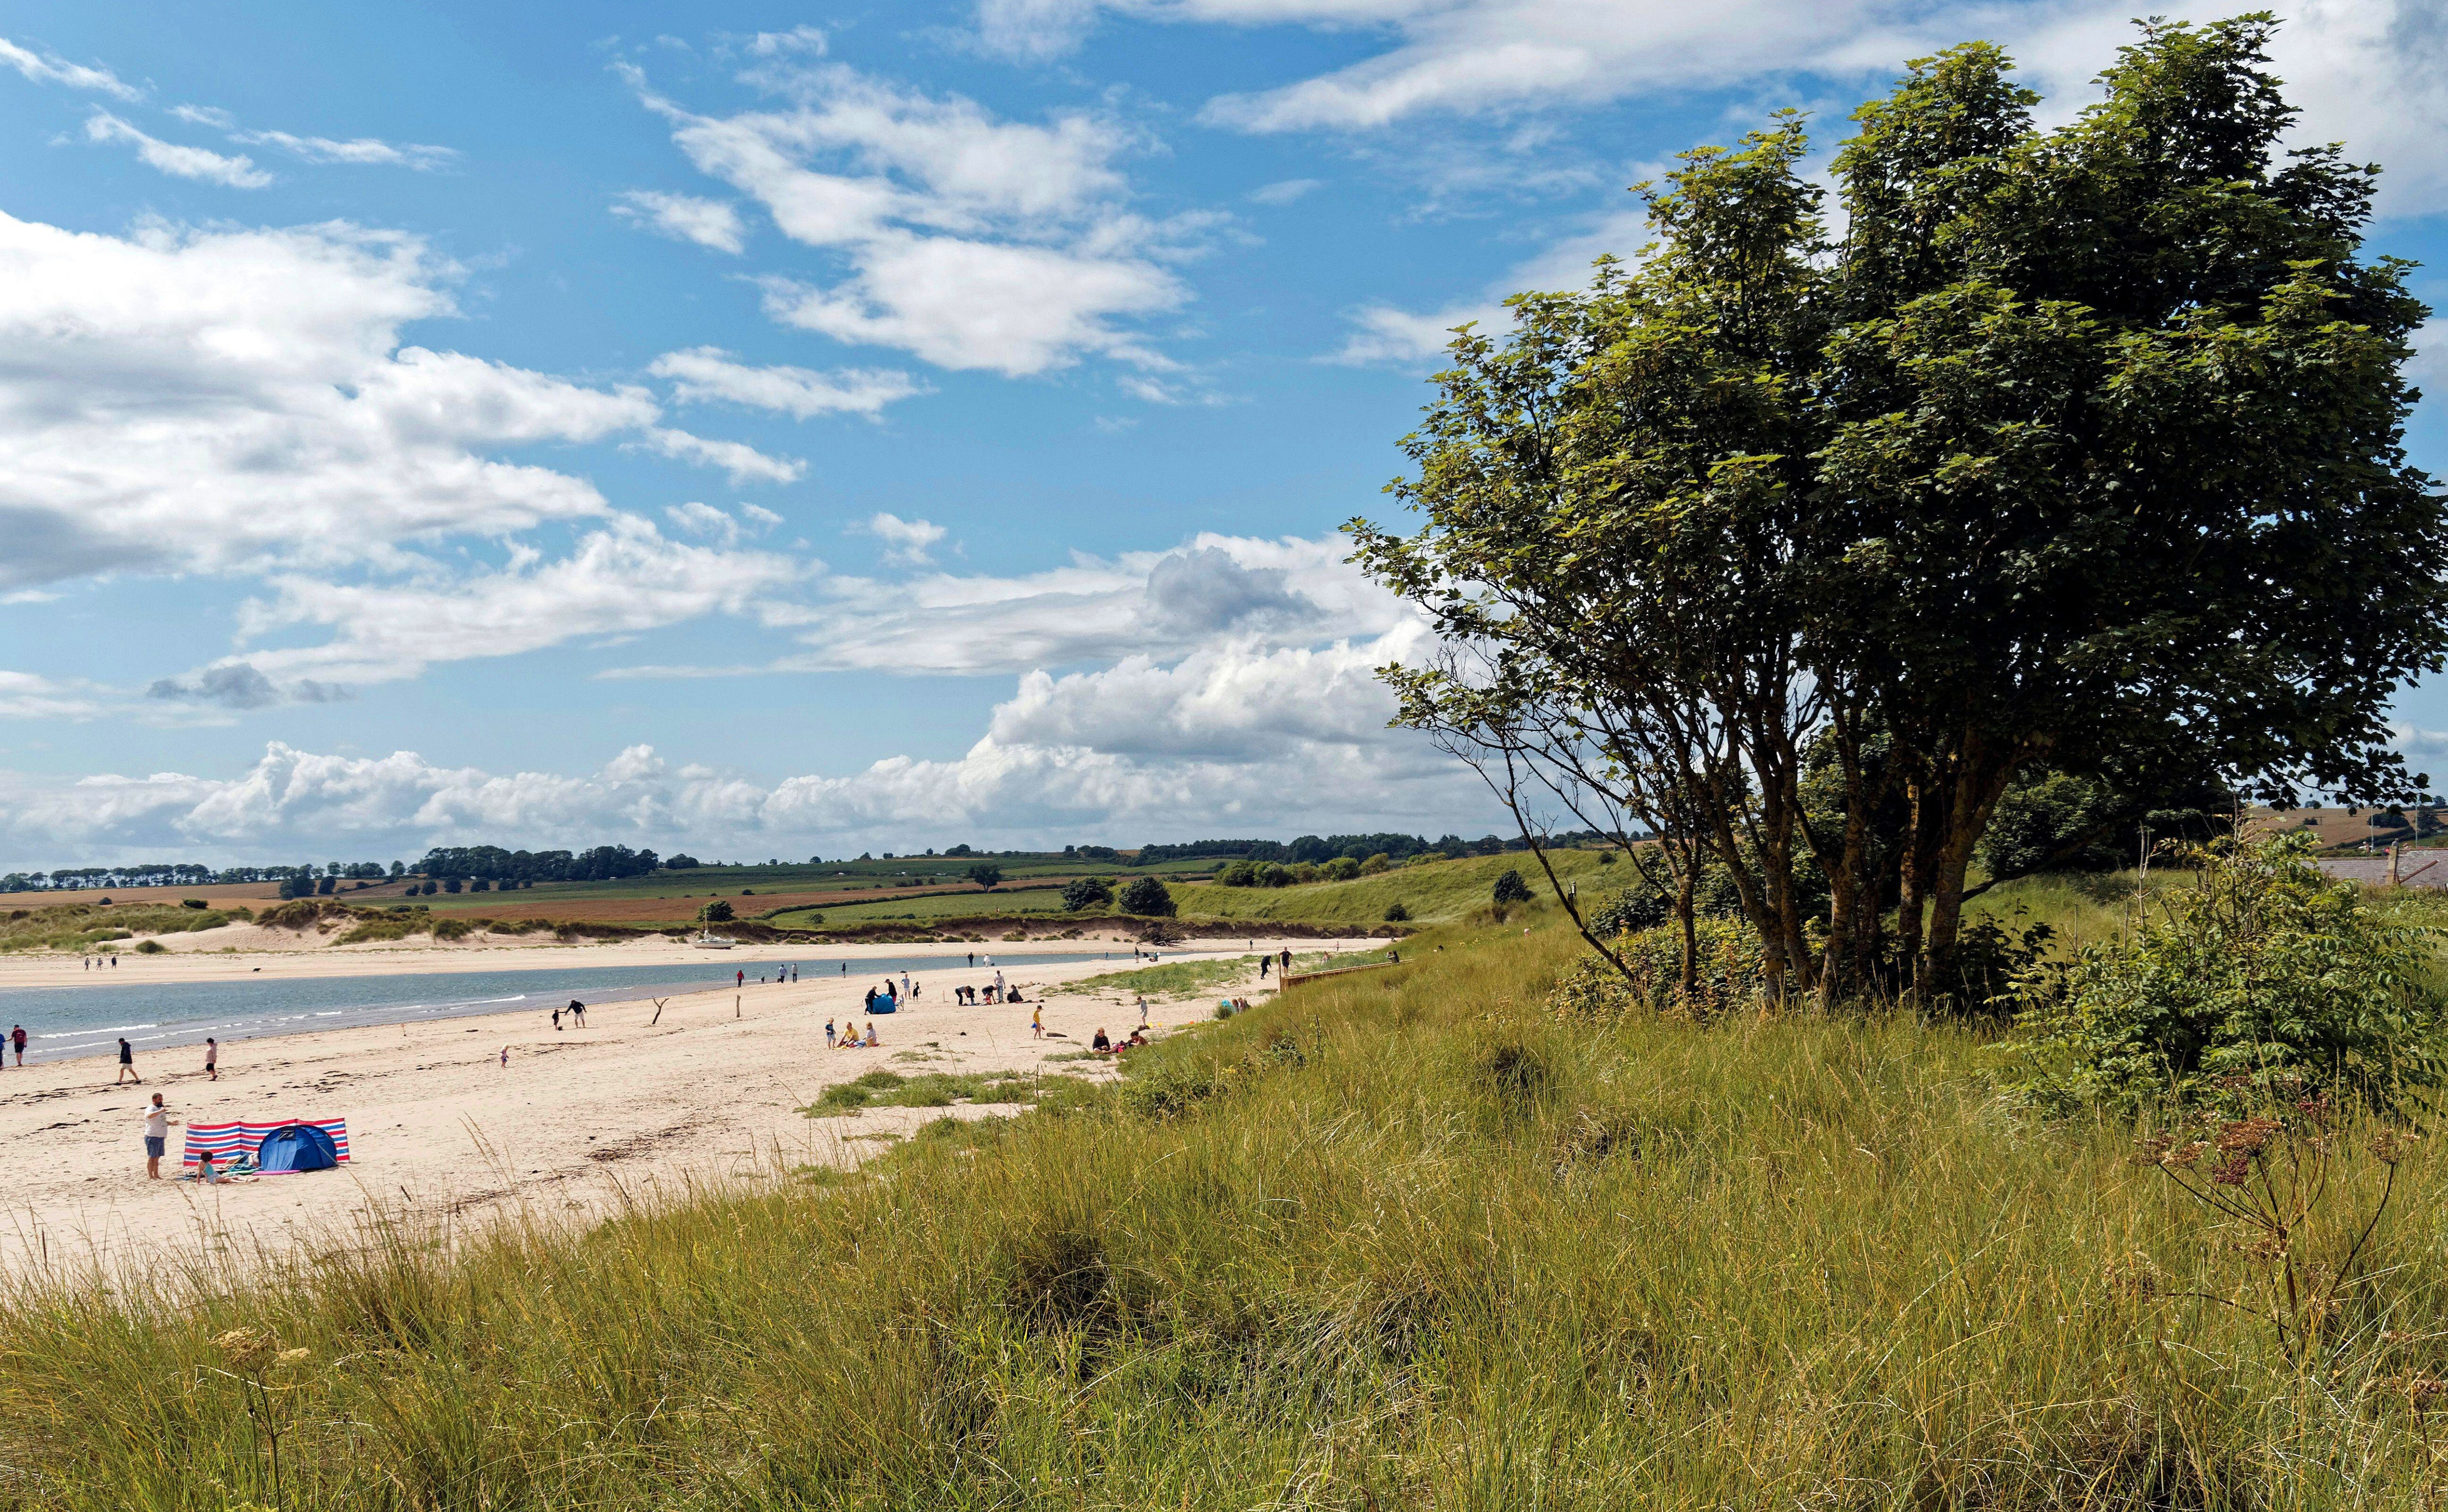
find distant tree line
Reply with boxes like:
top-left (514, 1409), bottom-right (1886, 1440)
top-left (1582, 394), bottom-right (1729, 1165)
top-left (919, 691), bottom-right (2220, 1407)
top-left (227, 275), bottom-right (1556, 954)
top-left (413, 845), bottom-right (661, 884)
top-left (1136, 833), bottom-right (1540, 866)
top-left (2, 861), bottom-right (394, 895)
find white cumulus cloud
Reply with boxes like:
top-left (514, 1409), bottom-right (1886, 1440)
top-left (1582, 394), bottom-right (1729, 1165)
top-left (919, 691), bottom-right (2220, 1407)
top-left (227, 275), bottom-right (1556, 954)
top-left (629, 60), bottom-right (1197, 375)
top-left (0, 208), bottom-right (794, 591)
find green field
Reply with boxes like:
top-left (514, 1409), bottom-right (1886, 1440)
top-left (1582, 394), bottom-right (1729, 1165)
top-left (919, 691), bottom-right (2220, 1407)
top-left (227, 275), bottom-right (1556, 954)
top-left (765, 886), bottom-right (1076, 927)
top-left (1170, 847), bottom-right (1611, 924)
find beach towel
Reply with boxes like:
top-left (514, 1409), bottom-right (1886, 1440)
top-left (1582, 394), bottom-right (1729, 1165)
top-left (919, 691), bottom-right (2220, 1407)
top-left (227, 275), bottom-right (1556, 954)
top-left (183, 1118), bottom-right (351, 1169)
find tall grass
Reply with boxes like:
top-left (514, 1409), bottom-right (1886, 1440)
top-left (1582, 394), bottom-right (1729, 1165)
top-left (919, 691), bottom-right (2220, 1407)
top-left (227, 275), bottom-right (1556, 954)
top-left (3, 912), bottom-right (2446, 1506)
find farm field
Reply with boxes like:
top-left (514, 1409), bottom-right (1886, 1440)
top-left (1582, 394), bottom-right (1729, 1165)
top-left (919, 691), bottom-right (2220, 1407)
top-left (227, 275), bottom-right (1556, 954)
top-left (765, 886), bottom-right (1077, 927)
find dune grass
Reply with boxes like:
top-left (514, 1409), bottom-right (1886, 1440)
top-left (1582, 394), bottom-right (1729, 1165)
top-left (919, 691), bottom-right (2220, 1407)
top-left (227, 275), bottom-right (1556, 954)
top-left (3, 907), bottom-right (2446, 1506)
top-left (802, 1067), bottom-right (1050, 1116)
top-left (1171, 847), bottom-right (1611, 925)
top-left (0, 902), bottom-right (232, 953)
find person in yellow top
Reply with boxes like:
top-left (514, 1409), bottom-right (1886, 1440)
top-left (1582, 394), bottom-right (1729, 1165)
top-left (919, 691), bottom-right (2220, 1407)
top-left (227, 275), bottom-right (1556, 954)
top-left (1031, 1004), bottom-right (1043, 1039)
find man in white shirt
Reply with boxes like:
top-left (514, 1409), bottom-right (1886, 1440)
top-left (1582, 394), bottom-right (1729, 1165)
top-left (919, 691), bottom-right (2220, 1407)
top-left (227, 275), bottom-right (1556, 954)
top-left (143, 1093), bottom-right (174, 1180)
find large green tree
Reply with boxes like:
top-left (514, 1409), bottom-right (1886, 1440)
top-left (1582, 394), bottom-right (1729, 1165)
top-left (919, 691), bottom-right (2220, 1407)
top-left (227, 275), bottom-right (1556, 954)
top-left (1353, 17), bottom-right (2445, 1005)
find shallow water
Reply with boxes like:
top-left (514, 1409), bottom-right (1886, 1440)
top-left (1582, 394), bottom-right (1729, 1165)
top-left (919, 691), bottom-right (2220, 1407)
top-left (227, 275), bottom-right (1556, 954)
top-left (0, 950), bottom-right (1122, 1065)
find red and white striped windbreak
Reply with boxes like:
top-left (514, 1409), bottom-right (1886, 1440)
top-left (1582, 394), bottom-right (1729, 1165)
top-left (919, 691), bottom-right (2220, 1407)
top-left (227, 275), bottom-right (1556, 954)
top-left (182, 1118), bottom-right (350, 1168)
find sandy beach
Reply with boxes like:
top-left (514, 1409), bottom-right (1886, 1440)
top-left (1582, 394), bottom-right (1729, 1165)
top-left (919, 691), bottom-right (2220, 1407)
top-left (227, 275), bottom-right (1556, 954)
top-left (0, 937), bottom-right (1318, 1285)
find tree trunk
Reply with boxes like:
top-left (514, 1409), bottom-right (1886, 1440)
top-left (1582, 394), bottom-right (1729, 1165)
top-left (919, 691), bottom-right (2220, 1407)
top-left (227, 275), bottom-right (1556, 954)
top-left (1675, 858), bottom-right (1698, 999)
top-left (1918, 732), bottom-right (2023, 999)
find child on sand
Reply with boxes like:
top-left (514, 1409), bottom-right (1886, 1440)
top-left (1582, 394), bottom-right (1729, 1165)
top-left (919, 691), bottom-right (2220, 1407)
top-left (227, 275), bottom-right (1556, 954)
top-left (204, 1038), bottom-right (218, 1081)
top-left (825, 1018), bottom-right (837, 1048)
top-left (862, 1023), bottom-right (879, 1048)
top-left (1032, 1005), bottom-right (1042, 1039)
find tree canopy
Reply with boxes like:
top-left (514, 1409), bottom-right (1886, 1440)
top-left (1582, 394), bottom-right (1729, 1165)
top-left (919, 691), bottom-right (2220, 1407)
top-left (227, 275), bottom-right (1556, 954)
top-left (1352, 17), bottom-right (2444, 1006)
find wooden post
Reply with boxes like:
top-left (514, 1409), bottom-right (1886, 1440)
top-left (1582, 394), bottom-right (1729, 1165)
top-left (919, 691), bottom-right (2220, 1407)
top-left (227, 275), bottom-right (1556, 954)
top-left (2391, 842), bottom-right (2402, 887)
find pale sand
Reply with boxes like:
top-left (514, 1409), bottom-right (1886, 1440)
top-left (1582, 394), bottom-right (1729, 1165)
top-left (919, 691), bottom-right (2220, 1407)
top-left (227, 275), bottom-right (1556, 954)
top-left (0, 938), bottom-right (1315, 1286)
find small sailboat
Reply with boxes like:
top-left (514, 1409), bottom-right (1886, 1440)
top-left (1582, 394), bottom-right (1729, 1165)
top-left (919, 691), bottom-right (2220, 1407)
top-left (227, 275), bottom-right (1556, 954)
top-left (692, 931), bottom-right (737, 950)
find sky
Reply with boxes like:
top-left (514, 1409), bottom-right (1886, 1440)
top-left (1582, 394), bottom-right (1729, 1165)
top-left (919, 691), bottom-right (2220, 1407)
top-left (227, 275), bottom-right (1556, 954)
top-left (0, 0), bottom-right (2445, 870)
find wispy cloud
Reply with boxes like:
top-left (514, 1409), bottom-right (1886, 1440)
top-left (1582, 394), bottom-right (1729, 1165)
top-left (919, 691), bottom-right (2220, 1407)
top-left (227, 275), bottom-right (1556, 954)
top-left (0, 34), bottom-right (141, 100)
top-left (612, 189), bottom-right (748, 253)
top-left (232, 128), bottom-right (456, 170)
top-left (84, 112), bottom-right (271, 188)
top-left (650, 346), bottom-right (924, 419)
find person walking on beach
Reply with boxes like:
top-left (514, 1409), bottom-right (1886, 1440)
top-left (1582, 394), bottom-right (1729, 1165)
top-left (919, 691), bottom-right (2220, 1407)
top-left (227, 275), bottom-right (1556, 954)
top-left (567, 1000), bottom-right (586, 1028)
top-left (1031, 1004), bottom-right (1043, 1040)
top-left (203, 1038), bottom-right (218, 1081)
top-left (967, 952), bottom-right (975, 968)
top-left (552, 1006), bottom-right (564, 1032)
top-left (500, 1046), bottom-right (509, 1068)
top-left (1279, 947), bottom-right (1292, 974)
top-left (142, 1093), bottom-right (172, 1179)
top-left (8, 1025), bottom-right (22, 1067)
top-left (736, 969), bottom-right (745, 988)
top-left (900, 971), bottom-right (912, 1002)
top-left (115, 1037), bottom-right (140, 1086)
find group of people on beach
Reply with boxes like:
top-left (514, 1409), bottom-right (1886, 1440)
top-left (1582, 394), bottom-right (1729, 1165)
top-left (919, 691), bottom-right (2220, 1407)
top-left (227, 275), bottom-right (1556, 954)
top-left (81, 955), bottom-right (118, 970)
top-left (824, 1018), bottom-right (880, 1049)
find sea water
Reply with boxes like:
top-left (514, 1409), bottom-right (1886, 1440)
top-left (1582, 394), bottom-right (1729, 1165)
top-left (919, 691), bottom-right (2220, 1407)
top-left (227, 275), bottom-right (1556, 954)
top-left (0, 950), bottom-right (1119, 1065)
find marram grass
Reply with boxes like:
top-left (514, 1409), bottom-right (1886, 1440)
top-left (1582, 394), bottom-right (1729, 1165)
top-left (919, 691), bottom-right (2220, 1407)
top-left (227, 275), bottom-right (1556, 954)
top-left (4, 910), bottom-right (2448, 1508)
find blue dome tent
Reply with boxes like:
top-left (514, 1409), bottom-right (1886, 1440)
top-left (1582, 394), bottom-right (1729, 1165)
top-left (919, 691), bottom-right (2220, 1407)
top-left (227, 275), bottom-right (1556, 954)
top-left (254, 1122), bottom-right (341, 1173)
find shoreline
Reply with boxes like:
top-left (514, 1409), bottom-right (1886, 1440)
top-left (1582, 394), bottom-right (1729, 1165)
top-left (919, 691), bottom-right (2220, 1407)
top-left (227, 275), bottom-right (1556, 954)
top-left (0, 938), bottom-right (1315, 1284)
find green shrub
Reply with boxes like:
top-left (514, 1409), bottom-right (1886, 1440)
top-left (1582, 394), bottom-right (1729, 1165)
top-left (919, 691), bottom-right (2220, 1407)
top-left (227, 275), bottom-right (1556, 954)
top-left (1384, 902), bottom-right (1410, 923)
top-left (1492, 869), bottom-right (1534, 906)
top-left (697, 900), bottom-right (734, 924)
top-left (1550, 917), bottom-right (1768, 1022)
top-left (1998, 834), bottom-right (2448, 1116)
top-left (1118, 876), bottom-right (1175, 917)
top-left (1061, 876), bottom-right (1113, 912)
top-left (132, 938), bottom-right (165, 954)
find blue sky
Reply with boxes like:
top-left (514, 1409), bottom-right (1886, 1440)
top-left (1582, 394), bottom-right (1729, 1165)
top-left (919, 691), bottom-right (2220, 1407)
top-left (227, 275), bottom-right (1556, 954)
top-left (0, 0), bottom-right (2444, 868)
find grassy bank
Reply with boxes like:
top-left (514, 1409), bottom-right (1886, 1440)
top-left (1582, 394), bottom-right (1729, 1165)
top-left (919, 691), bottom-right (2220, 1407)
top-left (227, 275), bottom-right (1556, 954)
top-left (4, 905), bottom-right (2446, 1506)
top-left (0, 901), bottom-right (235, 953)
top-left (1170, 847), bottom-right (1610, 925)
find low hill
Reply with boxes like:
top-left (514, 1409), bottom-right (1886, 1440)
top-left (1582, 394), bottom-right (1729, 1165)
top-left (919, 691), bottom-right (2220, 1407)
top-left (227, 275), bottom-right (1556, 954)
top-left (1169, 848), bottom-right (1611, 924)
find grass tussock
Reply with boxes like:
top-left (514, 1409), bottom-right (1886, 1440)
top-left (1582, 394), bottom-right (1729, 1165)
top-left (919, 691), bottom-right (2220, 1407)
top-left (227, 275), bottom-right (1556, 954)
top-left (803, 1068), bottom-right (1051, 1116)
top-left (5, 917), bottom-right (2448, 1506)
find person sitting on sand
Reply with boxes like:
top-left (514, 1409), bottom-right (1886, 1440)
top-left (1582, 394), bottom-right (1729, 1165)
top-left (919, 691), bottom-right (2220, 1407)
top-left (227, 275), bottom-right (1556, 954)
top-left (862, 1023), bottom-right (879, 1048)
top-left (1091, 1027), bottom-right (1111, 1053)
top-left (1125, 1029), bottom-right (1149, 1049)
